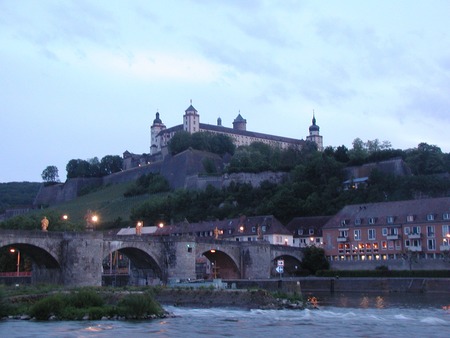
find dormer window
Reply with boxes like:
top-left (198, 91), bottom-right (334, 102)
top-left (443, 213), bottom-right (450, 220)
top-left (407, 215), bottom-right (414, 222)
top-left (298, 229), bottom-right (304, 235)
top-left (387, 216), bottom-right (394, 224)
top-left (427, 214), bottom-right (435, 221)
top-left (341, 220), bottom-right (348, 226)
top-left (309, 228), bottom-right (314, 235)
top-left (368, 217), bottom-right (376, 225)
top-left (355, 218), bottom-right (361, 225)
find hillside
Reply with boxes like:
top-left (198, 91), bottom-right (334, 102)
top-left (0, 182), bottom-right (41, 213)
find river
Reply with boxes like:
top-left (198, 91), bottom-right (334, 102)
top-left (1, 292), bottom-right (449, 337)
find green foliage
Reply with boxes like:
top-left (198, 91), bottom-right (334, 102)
top-left (169, 131), bottom-right (235, 156)
top-left (301, 246), bottom-right (329, 275)
top-left (41, 165), bottom-right (60, 184)
top-left (117, 292), bottom-right (164, 318)
top-left (0, 182), bottom-right (41, 214)
top-left (66, 155), bottom-right (123, 179)
top-left (30, 294), bottom-right (65, 320)
top-left (124, 173), bottom-right (170, 197)
top-left (68, 289), bottom-right (104, 308)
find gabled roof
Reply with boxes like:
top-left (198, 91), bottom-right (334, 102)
top-left (323, 197), bottom-right (450, 229)
top-left (286, 216), bottom-right (332, 236)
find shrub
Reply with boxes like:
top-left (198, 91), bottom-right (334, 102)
top-left (68, 289), bottom-right (104, 308)
top-left (30, 294), bottom-right (64, 320)
top-left (117, 292), bottom-right (164, 319)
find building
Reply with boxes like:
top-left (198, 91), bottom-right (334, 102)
top-left (286, 216), bottom-right (332, 248)
top-left (120, 215), bottom-right (294, 246)
top-left (149, 103), bottom-right (322, 156)
top-left (322, 197), bottom-right (450, 262)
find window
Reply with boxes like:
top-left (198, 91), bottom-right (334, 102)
top-left (387, 216), bottom-right (394, 224)
top-left (442, 225), bottom-right (450, 237)
top-left (443, 213), bottom-right (450, 220)
top-left (368, 229), bottom-right (376, 240)
top-left (427, 239), bottom-right (436, 250)
top-left (309, 228), bottom-right (314, 235)
top-left (354, 229), bottom-right (361, 240)
top-left (411, 226), bottom-right (421, 235)
top-left (355, 218), bottom-right (361, 225)
top-left (381, 241), bottom-right (387, 250)
top-left (262, 226), bottom-right (266, 232)
top-left (427, 214), bottom-right (435, 221)
top-left (389, 228), bottom-right (399, 236)
top-left (427, 226), bottom-right (435, 237)
top-left (297, 229), bottom-right (303, 235)
top-left (369, 217), bottom-right (376, 225)
top-left (404, 227), bottom-right (410, 235)
top-left (339, 230), bottom-right (348, 238)
top-left (341, 220), bottom-right (347, 226)
top-left (407, 215), bottom-right (414, 222)
top-left (251, 226), bottom-right (256, 233)
top-left (382, 228), bottom-right (388, 236)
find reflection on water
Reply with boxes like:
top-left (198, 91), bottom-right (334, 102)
top-left (1, 293), bottom-right (450, 338)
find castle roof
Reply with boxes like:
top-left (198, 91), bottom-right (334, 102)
top-left (185, 105), bottom-right (198, 113)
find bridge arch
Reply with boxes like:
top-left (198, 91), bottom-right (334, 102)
top-left (103, 241), bottom-right (164, 286)
top-left (0, 242), bottom-right (62, 284)
top-left (199, 249), bottom-right (240, 279)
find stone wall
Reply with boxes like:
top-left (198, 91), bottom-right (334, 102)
top-left (330, 259), bottom-right (450, 271)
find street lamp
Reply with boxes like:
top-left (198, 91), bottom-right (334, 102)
top-left (9, 248), bottom-right (20, 276)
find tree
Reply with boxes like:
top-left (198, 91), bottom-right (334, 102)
top-left (100, 155), bottom-right (122, 175)
top-left (41, 166), bottom-right (60, 184)
top-left (301, 246), bottom-right (329, 275)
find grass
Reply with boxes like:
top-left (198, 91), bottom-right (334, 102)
top-left (1, 285), bottom-right (165, 320)
top-left (42, 182), bottom-right (161, 229)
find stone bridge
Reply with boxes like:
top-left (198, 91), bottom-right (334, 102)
top-left (0, 230), bottom-right (303, 286)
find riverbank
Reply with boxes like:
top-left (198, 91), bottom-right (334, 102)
top-left (153, 288), bottom-right (308, 310)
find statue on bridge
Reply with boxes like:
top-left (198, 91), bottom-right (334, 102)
top-left (41, 216), bottom-right (49, 231)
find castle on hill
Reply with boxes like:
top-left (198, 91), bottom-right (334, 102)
top-left (124, 102), bottom-right (323, 170)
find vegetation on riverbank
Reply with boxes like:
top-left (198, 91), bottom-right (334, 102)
top-left (0, 285), bottom-right (165, 321)
top-left (0, 284), bottom-right (314, 321)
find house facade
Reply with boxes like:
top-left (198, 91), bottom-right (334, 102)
top-left (286, 216), bottom-right (331, 248)
top-left (322, 197), bottom-right (450, 262)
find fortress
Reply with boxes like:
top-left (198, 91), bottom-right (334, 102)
top-left (150, 102), bottom-right (323, 155)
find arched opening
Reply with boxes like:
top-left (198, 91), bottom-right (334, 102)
top-left (102, 247), bottom-right (162, 286)
top-left (0, 243), bottom-right (61, 285)
top-left (199, 249), bottom-right (240, 279)
top-left (272, 255), bottom-right (302, 277)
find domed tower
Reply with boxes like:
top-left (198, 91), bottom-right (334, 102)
top-left (306, 111), bottom-right (323, 151)
top-left (233, 112), bottom-right (247, 131)
top-left (183, 100), bottom-right (199, 134)
top-left (150, 111), bottom-right (166, 155)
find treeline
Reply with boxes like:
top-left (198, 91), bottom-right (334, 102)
top-left (129, 140), bottom-right (450, 225)
top-left (0, 182), bottom-right (41, 214)
top-left (66, 155), bottom-right (123, 179)
top-left (169, 131), bottom-right (236, 156)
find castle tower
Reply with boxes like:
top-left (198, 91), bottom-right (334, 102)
top-left (217, 117), bottom-right (222, 126)
top-left (150, 111), bottom-right (166, 155)
top-left (232, 112), bottom-right (247, 131)
top-left (306, 111), bottom-right (323, 151)
top-left (183, 100), bottom-right (199, 134)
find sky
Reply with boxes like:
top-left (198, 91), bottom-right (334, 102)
top-left (1, 0), bottom-right (449, 183)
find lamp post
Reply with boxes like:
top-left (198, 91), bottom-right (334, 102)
top-left (10, 248), bottom-right (20, 276)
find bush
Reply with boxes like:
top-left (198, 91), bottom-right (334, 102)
top-left (117, 292), bottom-right (164, 319)
top-left (68, 289), bottom-right (104, 308)
top-left (30, 294), bottom-right (64, 320)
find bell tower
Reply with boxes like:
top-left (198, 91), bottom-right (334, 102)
top-left (306, 111), bottom-right (323, 151)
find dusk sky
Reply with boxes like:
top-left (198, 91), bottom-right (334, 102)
top-left (1, 0), bottom-right (449, 183)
